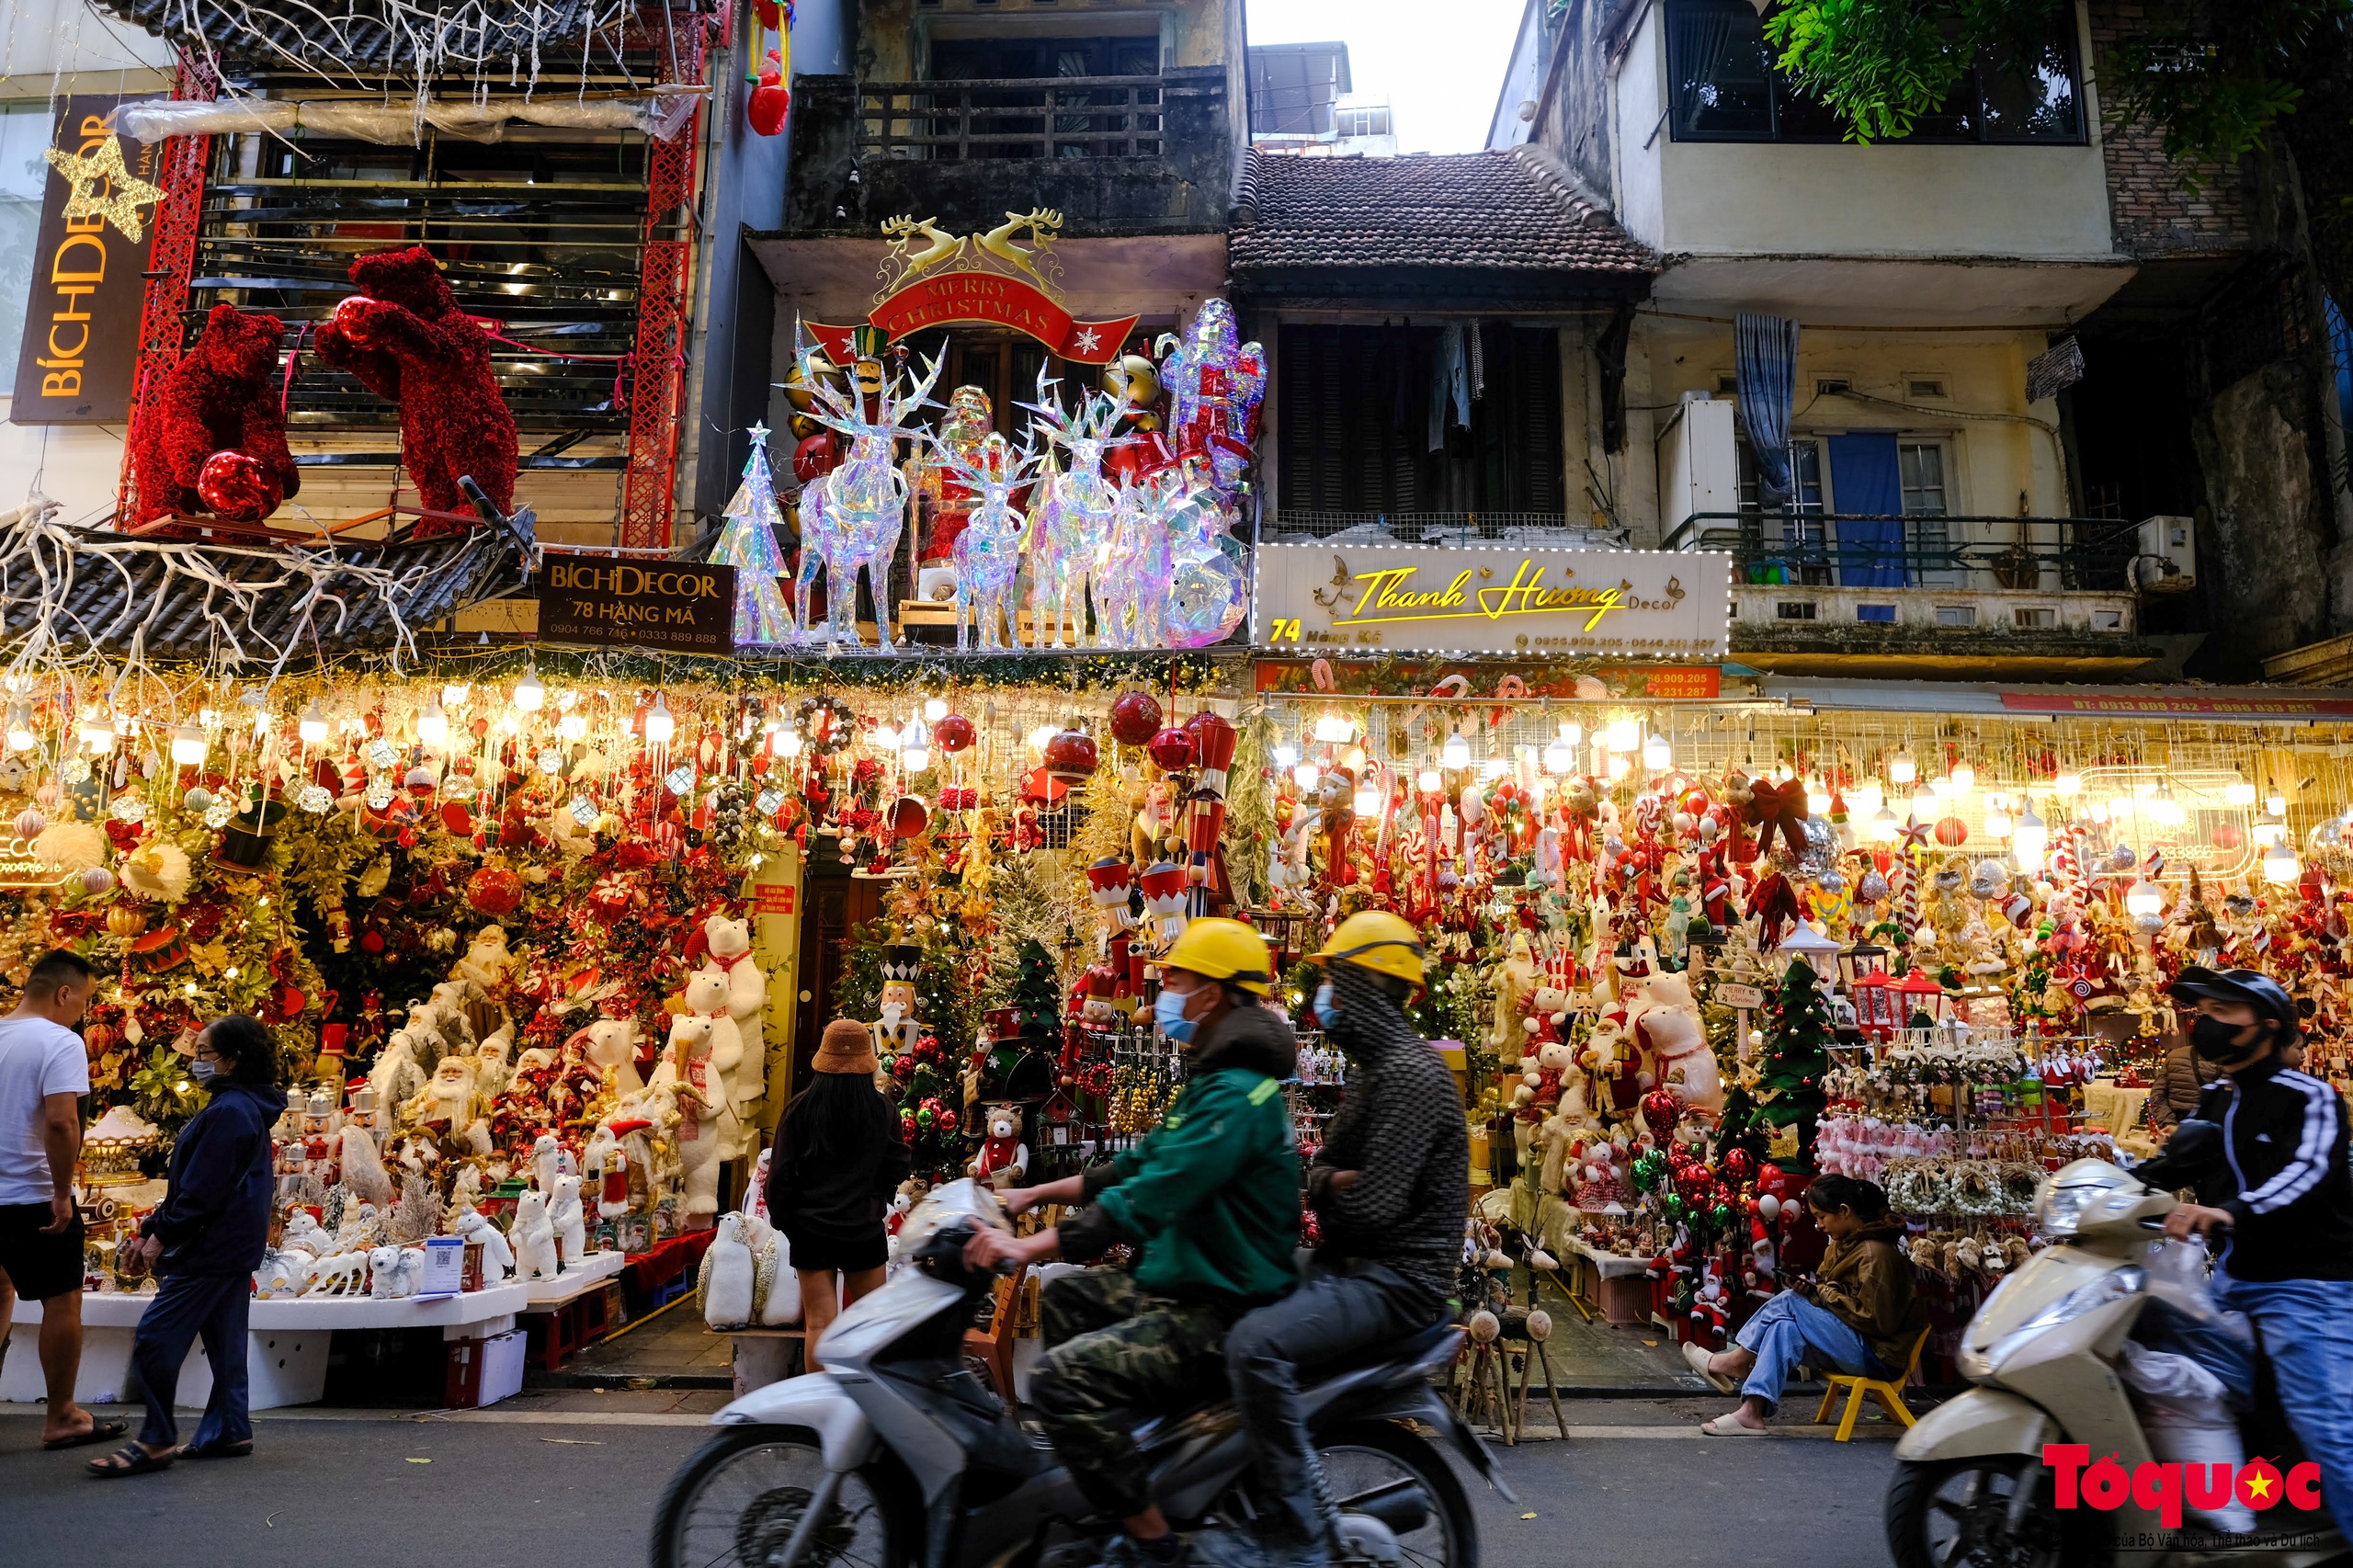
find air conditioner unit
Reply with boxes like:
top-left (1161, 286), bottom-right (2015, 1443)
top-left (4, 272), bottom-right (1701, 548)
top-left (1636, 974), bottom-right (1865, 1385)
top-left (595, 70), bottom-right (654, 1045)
top-left (1657, 396), bottom-right (1738, 540)
top-left (2133, 515), bottom-right (2197, 594)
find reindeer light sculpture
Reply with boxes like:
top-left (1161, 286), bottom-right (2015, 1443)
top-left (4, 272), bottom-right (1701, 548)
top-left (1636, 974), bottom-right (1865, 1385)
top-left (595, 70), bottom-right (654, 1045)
top-left (790, 331), bottom-right (942, 652)
top-left (1021, 366), bottom-right (1125, 650)
top-left (928, 429), bottom-right (1042, 652)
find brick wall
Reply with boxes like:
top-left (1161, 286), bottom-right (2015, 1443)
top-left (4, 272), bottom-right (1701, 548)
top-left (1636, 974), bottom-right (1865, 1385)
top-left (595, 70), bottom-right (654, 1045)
top-left (2086, 0), bottom-right (2255, 256)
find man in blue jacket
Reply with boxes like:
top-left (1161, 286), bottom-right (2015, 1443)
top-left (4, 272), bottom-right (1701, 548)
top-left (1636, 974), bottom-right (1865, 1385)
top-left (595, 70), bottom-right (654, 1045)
top-left (90, 1016), bottom-right (287, 1476)
top-left (2161, 968), bottom-right (2353, 1524)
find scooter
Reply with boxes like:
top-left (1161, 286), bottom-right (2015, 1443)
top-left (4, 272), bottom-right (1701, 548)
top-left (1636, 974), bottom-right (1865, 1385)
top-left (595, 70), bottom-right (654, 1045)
top-left (653, 1180), bottom-right (1513, 1568)
top-left (1883, 1126), bottom-right (2348, 1568)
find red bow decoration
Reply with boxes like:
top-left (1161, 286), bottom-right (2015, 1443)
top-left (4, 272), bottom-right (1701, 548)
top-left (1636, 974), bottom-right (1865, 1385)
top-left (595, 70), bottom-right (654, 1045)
top-left (1744, 779), bottom-right (1811, 861)
top-left (1748, 869), bottom-right (1802, 948)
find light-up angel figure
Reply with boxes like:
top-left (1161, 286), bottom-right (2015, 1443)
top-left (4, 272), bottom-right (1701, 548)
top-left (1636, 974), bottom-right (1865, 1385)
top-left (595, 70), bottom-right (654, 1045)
top-left (1021, 367), bottom-right (1124, 650)
top-left (1157, 299), bottom-right (1266, 493)
top-left (790, 339), bottom-right (942, 651)
top-left (929, 429), bottom-right (1042, 652)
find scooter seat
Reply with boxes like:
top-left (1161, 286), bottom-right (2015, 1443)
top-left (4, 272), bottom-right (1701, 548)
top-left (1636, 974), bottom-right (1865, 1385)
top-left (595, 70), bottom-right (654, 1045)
top-left (1309, 1320), bottom-right (1459, 1382)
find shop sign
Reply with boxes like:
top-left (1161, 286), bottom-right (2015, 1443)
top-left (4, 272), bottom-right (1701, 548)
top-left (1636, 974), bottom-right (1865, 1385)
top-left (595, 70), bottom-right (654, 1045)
top-left (10, 95), bottom-right (164, 425)
top-left (2000, 692), bottom-right (2353, 720)
top-left (803, 214), bottom-right (1141, 366)
top-left (1716, 983), bottom-right (1766, 1010)
top-left (536, 553), bottom-right (737, 655)
top-left (1252, 544), bottom-right (1731, 659)
top-left (755, 883), bottom-right (795, 916)
top-left (0, 834), bottom-right (71, 890)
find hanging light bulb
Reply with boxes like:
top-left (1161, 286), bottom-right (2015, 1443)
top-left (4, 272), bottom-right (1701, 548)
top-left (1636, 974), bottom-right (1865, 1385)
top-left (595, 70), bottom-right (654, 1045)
top-left (2110, 792), bottom-right (2137, 821)
top-left (1343, 745), bottom-right (1367, 773)
top-left (1480, 758), bottom-right (1509, 782)
top-left (1983, 800), bottom-right (2012, 840)
top-left (1643, 732), bottom-right (1671, 771)
top-left (902, 747), bottom-right (930, 773)
top-left (1441, 732), bottom-right (1472, 769)
top-left (873, 723), bottom-right (901, 751)
top-left (442, 683), bottom-right (470, 708)
top-left (1949, 759), bottom-right (1976, 793)
top-left (1607, 754), bottom-right (1631, 781)
top-left (2148, 781), bottom-right (2185, 827)
top-left (903, 719), bottom-right (931, 755)
top-left (6, 704), bottom-right (34, 752)
top-left (2263, 841), bottom-right (2301, 885)
top-left (1312, 710), bottom-right (1354, 744)
top-left (79, 712), bottom-right (116, 753)
top-left (2268, 794), bottom-right (2288, 818)
top-left (2125, 878), bottom-right (2165, 918)
top-left (1870, 803), bottom-right (1899, 843)
top-left (1352, 783), bottom-right (1381, 816)
top-left (1543, 725), bottom-right (1575, 776)
top-left (1604, 719), bottom-right (1639, 753)
top-left (1805, 779), bottom-right (1832, 816)
top-left (1029, 724), bottom-right (1060, 757)
top-left (1888, 747), bottom-right (1917, 786)
top-left (2052, 770), bottom-right (2082, 798)
top-left (2224, 779), bottom-right (2256, 807)
top-left (1849, 780), bottom-right (1884, 818)
top-left (514, 665), bottom-right (546, 711)
top-left (643, 697), bottom-right (676, 745)
top-left (2084, 798), bottom-right (2109, 824)
top-left (416, 700), bottom-right (449, 746)
top-left (1274, 743), bottom-right (1301, 768)
top-left (778, 729), bottom-right (804, 758)
top-left (923, 699), bottom-right (948, 722)
top-left (1417, 768), bottom-right (1444, 794)
top-left (298, 702), bottom-right (328, 744)
top-left (1908, 791), bottom-right (1936, 822)
top-left (2012, 803), bottom-right (2048, 869)
top-left (169, 724), bottom-right (207, 766)
top-left (1557, 721), bottom-right (1585, 747)
top-left (558, 712), bottom-right (587, 741)
top-left (1293, 762), bottom-right (1321, 791)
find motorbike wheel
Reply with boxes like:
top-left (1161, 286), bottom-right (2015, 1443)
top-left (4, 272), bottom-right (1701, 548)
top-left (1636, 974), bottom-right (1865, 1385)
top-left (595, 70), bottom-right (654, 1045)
top-left (1884, 1458), bottom-right (2112, 1568)
top-left (1317, 1420), bottom-right (1479, 1568)
top-left (651, 1426), bottom-right (915, 1568)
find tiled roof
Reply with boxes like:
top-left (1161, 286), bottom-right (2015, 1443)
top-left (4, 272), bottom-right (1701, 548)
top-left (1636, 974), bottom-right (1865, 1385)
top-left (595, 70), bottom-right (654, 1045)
top-left (1230, 147), bottom-right (1655, 276)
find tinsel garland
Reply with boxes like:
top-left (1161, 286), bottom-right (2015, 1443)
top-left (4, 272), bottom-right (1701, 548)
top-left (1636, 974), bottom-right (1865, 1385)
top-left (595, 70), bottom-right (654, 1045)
top-left (1226, 703), bottom-right (1279, 910)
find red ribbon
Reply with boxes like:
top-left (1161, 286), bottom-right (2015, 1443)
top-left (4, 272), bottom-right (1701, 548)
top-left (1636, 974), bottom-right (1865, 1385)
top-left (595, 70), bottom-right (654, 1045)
top-left (1744, 779), bottom-right (1811, 861)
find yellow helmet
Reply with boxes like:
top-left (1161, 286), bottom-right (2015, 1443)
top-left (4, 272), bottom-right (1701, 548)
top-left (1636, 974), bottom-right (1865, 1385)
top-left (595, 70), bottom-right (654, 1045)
top-left (1312, 911), bottom-right (1427, 988)
top-left (1162, 917), bottom-right (1275, 996)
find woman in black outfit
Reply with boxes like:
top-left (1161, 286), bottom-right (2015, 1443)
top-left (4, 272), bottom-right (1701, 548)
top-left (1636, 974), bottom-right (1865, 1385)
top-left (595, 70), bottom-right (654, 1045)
top-left (766, 1018), bottom-right (910, 1370)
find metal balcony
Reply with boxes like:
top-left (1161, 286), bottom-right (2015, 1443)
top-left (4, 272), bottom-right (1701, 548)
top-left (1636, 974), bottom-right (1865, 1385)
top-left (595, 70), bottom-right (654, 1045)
top-left (1665, 511), bottom-right (2143, 593)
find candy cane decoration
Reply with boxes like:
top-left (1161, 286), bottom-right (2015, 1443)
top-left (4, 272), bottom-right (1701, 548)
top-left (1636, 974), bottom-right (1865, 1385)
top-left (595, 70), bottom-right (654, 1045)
top-left (1893, 856), bottom-right (1919, 929)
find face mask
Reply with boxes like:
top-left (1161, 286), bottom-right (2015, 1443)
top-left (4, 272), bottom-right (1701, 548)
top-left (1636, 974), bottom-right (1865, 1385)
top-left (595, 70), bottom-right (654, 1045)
top-left (188, 1058), bottom-right (218, 1085)
top-left (2190, 1013), bottom-right (2265, 1065)
top-left (1154, 987), bottom-right (1197, 1043)
top-left (1313, 983), bottom-right (1336, 1026)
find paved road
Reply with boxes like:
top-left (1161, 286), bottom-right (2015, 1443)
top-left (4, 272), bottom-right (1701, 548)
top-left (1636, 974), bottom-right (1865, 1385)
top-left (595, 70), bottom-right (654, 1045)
top-left (2, 1391), bottom-right (1902, 1568)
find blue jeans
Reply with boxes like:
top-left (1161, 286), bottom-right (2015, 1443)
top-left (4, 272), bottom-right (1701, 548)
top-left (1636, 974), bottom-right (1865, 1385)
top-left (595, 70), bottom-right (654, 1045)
top-left (2217, 1274), bottom-right (2353, 1524)
top-left (131, 1270), bottom-right (252, 1450)
top-left (1734, 1290), bottom-right (1887, 1413)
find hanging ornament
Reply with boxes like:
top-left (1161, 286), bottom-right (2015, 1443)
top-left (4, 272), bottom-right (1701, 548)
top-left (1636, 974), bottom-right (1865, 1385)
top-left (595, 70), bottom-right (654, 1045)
top-left (1043, 730), bottom-right (1099, 783)
top-left (365, 737), bottom-right (399, 770)
top-left (196, 449), bottom-right (278, 522)
top-left (1146, 726), bottom-right (1193, 772)
top-left (1108, 691), bottom-right (1164, 747)
top-left (202, 800), bottom-right (233, 829)
top-left (568, 794), bottom-right (598, 826)
top-left (364, 779), bottom-right (394, 810)
top-left (934, 712), bottom-right (977, 753)
top-left (79, 865), bottom-right (115, 896)
top-left (296, 784), bottom-right (333, 814)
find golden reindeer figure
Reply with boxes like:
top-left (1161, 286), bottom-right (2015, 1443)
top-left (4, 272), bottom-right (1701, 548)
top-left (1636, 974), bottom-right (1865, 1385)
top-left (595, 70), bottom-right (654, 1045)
top-left (977, 209), bottom-right (1063, 286)
top-left (880, 214), bottom-right (966, 274)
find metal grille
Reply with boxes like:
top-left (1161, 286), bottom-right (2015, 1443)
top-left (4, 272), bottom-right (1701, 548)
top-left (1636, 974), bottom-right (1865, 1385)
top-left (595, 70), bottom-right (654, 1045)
top-left (117, 52), bottom-right (218, 526)
top-left (622, 30), bottom-right (707, 551)
top-left (857, 77), bottom-right (1165, 160)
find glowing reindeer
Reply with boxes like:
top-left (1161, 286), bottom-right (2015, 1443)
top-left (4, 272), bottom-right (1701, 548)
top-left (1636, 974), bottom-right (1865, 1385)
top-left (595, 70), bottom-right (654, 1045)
top-left (1095, 470), bottom-right (1178, 650)
top-left (929, 430), bottom-right (1042, 652)
top-left (1021, 368), bottom-right (1125, 650)
top-left (790, 342), bottom-right (943, 651)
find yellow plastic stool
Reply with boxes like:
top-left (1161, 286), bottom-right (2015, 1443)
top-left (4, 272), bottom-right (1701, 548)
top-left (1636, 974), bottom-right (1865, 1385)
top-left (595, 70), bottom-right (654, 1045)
top-left (1814, 1321), bottom-right (1932, 1441)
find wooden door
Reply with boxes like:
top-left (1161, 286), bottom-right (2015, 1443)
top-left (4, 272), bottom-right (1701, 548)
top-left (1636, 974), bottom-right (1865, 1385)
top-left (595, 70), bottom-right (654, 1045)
top-left (791, 869), bottom-right (881, 1097)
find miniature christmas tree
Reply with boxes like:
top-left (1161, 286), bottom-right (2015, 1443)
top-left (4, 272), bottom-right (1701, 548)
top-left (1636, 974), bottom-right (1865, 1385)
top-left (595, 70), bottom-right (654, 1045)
top-left (1009, 937), bottom-right (1063, 1046)
top-left (710, 423), bottom-right (794, 647)
top-left (1719, 957), bottom-right (1833, 1174)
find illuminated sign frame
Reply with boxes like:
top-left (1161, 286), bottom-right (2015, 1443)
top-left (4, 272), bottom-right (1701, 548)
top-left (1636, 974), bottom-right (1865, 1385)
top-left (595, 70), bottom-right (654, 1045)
top-left (1251, 543), bottom-right (1733, 659)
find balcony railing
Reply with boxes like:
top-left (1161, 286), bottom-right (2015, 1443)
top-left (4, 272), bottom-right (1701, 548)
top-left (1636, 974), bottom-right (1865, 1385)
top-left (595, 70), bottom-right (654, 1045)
top-left (1665, 512), bottom-right (2143, 593)
top-left (1268, 511), bottom-right (1629, 545)
top-left (857, 76), bottom-right (1167, 161)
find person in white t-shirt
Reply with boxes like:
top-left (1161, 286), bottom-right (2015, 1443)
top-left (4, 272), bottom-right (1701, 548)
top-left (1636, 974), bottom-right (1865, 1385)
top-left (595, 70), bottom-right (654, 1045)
top-left (0, 949), bottom-right (119, 1451)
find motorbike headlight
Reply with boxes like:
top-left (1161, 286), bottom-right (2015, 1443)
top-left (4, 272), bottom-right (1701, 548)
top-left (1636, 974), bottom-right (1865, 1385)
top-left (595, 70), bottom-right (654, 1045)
top-left (1981, 1267), bottom-right (2144, 1371)
top-left (2036, 1165), bottom-right (2135, 1238)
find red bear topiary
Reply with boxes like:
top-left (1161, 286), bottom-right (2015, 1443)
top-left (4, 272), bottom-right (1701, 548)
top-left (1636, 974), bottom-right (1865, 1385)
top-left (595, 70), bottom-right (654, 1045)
top-left (129, 303), bottom-right (301, 529)
top-left (315, 245), bottom-right (518, 536)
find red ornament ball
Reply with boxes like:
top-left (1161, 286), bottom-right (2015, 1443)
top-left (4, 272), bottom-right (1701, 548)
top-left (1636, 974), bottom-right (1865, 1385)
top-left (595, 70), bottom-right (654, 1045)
top-left (1043, 729), bottom-right (1099, 783)
top-left (464, 864), bottom-right (523, 917)
top-left (1108, 691), bottom-right (1165, 747)
top-left (330, 294), bottom-right (378, 347)
top-left (885, 795), bottom-right (930, 839)
top-left (792, 431), bottom-right (840, 484)
top-left (1934, 815), bottom-right (1971, 847)
top-left (933, 713), bottom-right (976, 753)
top-left (1720, 1146), bottom-right (1756, 1184)
top-left (1147, 726), bottom-right (1195, 772)
top-left (197, 450), bottom-right (279, 522)
top-left (2211, 823), bottom-right (2244, 851)
top-left (1641, 1088), bottom-right (1685, 1139)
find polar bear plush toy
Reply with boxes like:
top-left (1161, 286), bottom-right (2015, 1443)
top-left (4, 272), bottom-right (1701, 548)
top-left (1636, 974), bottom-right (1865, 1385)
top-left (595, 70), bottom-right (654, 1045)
top-left (578, 1017), bottom-right (644, 1096)
top-left (697, 914), bottom-right (767, 1151)
top-left (1637, 971), bottom-right (1720, 1118)
top-left (367, 1244), bottom-right (425, 1299)
top-left (679, 970), bottom-right (749, 1161)
top-left (511, 1189), bottom-right (561, 1282)
top-left (452, 1206), bottom-right (514, 1282)
top-left (549, 1171), bottom-right (588, 1267)
top-left (658, 1013), bottom-right (726, 1224)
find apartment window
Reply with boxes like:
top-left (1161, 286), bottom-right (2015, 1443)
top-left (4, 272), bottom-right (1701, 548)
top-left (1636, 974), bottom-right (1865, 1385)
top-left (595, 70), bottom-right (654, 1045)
top-left (1935, 605), bottom-right (1977, 627)
top-left (1898, 441), bottom-right (1950, 515)
top-left (1906, 378), bottom-right (1949, 400)
top-left (1777, 600), bottom-right (1817, 621)
top-left (1858, 604), bottom-right (1897, 623)
top-left (1335, 105), bottom-right (1392, 137)
top-left (2014, 606), bottom-right (2057, 628)
top-left (2092, 608), bottom-right (2123, 631)
top-left (1665, 0), bottom-right (2083, 143)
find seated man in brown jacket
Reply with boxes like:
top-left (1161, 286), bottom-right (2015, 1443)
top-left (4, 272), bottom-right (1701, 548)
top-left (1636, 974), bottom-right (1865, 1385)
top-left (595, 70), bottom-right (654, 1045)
top-left (1683, 1173), bottom-right (1916, 1434)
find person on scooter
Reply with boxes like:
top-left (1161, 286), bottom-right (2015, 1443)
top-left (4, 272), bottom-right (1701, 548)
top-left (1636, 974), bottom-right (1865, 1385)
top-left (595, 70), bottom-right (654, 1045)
top-left (1683, 1175), bottom-right (1916, 1434)
top-left (965, 918), bottom-right (1301, 1568)
top-left (2157, 966), bottom-right (2353, 1520)
top-left (1219, 911), bottom-right (1464, 1568)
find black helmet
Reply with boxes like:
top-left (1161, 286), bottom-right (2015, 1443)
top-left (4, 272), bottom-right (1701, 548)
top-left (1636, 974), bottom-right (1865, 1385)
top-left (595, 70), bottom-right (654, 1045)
top-left (2168, 966), bottom-right (2299, 1038)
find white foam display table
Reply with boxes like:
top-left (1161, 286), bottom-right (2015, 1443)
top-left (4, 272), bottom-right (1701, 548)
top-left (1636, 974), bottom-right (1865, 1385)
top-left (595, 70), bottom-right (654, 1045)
top-left (519, 1249), bottom-right (627, 1309)
top-left (4, 1281), bottom-right (529, 1411)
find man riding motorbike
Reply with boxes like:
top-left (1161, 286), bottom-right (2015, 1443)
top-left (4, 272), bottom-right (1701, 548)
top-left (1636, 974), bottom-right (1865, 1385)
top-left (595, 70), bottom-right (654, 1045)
top-left (965, 918), bottom-right (1302, 1568)
top-left (2155, 966), bottom-right (2353, 1522)
top-left (1222, 912), bottom-right (1466, 1568)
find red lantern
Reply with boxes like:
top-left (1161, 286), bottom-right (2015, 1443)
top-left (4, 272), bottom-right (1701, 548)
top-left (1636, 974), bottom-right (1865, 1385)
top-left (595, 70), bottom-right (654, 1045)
top-left (1934, 815), bottom-right (1971, 846)
top-left (934, 713), bottom-right (976, 753)
top-left (197, 450), bottom-right (279, 522)
top-left (1108, 691), bottom-right (1165, 747)
top-left (1147, 726), bottom-right (1194, 772)
top-left (1043, 730), bottom-right (1099, 783)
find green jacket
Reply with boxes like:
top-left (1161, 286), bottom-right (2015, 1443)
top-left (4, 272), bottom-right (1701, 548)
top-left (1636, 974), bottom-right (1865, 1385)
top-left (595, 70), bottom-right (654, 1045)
top-left (1062, 1004), bottom-right (1301, 1307)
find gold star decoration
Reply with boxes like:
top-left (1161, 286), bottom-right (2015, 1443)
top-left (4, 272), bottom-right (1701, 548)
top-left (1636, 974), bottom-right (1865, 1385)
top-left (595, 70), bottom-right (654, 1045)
top-left (43, 134), bottom-right (165, 244)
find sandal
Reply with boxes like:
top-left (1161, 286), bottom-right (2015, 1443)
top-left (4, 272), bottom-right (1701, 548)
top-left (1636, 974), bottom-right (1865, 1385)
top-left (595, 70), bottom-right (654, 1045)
top-left (1680, 1341), bottom-right (1739, 1395)
top-left (1698, 1415), bottom-right (1772, 1436)
top-left (180, 1439), bottom-right (253, 1460)
top-left (87, 1442), bottom-right (176, 1477)
top-left (43, 1417), bottom-right (128, 1451)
